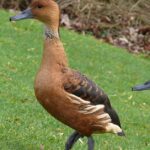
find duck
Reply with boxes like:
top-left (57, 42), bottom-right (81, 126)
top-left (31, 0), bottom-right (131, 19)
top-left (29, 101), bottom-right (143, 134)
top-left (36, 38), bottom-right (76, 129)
top-left (10, 0), bottom-right (125, 149)
top-left (132, 80), bottom-right (150, 91)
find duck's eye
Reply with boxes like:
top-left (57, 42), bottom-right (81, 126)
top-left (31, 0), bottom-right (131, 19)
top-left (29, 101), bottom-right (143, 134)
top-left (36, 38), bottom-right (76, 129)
top-left (37, 5), bottom-right (43, 9)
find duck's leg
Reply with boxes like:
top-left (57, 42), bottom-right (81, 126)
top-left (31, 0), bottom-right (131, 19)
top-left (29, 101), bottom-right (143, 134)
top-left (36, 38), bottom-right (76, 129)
top-left (65, 131), bottom-right (82, 150)
top-left (88, 136), bottom-right (94, 150)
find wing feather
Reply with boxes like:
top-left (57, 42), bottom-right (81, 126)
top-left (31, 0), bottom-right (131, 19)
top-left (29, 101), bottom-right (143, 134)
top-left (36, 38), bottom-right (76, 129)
top-left (62, 69), bottom-right (122, 133)
top-left (63, 69), bottom-right (111, 106)
top-left (67, 93), bottom-right (111, 124)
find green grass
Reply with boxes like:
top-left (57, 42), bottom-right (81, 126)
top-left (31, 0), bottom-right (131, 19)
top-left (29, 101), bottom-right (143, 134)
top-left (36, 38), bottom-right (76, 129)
top-left (0, 10), bottom-right (150, 150)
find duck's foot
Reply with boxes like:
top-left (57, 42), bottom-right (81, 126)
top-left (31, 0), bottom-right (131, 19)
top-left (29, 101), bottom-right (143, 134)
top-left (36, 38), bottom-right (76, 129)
top-left (65, 131), bottom-right (82, 150)
top-left (88, 136), bottom-right (94, 150)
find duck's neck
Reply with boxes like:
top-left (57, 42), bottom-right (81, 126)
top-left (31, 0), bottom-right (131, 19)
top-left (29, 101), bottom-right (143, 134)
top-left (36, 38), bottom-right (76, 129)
top-left (45, 25), bottom-right (59, 39)
top-left (40, 26), bottom-right (68, 71)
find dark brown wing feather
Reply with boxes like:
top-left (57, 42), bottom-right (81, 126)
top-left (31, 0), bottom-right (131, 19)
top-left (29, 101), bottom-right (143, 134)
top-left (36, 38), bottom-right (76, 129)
top-left (63, 69), bottom-right (111, 107)
top-left (62, 68), bottom-right (121, 127)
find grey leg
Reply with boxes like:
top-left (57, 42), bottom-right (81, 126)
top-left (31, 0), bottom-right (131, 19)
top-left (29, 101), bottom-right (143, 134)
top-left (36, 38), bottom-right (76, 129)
top-left (88, 136), bottom-right (94, 150)
top-left (65, 131), bottom-right (82, 150)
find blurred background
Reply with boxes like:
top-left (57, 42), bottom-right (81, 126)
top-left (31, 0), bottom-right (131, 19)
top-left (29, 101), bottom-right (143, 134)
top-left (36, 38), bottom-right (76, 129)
top-left (0, 0), bottom-right (150, 56)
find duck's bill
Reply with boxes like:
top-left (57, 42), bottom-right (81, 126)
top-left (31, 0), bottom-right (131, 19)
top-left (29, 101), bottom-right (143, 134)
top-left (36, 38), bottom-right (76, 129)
top-left (132, 81), bottom-right (150, 91)
top-left (10, 8), bottom-right (33, 21)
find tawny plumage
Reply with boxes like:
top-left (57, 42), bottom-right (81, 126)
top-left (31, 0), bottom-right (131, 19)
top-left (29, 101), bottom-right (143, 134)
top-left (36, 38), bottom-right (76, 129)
top-left (10, 0), bottom-right (125, 149)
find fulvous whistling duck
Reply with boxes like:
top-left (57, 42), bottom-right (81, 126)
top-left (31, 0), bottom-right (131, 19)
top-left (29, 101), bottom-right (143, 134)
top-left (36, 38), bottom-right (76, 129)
top-left (132, 80), bottom-right (150, 91)
top-left (10, 0), bottom-right (125, 149)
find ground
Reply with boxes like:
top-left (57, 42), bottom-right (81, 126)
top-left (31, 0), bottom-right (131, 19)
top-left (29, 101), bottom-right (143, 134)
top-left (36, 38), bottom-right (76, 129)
top-left (0, 10), bottom-right (150, 150)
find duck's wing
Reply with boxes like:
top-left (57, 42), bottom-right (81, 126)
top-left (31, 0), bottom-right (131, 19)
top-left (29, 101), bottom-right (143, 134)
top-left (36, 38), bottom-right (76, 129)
top-left (62, 69), bottom-right (123, 134)
top-left (63, 69), bottom-right (113, 121)
top-left (63, 69), bottom-right (111, 107)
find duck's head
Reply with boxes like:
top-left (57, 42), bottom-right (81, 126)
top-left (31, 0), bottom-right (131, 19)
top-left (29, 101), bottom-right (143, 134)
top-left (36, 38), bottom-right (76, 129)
top-left (132, 80), bottom-right (150, 91)
top-left (10, 0), bottom-right (60, 30)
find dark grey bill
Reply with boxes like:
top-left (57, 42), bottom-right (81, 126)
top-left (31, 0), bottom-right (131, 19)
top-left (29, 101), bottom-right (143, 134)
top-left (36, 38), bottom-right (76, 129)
top-left (10, 8), bottom-right (33, 21)
top-left (132, 80), bottom-right (150, 91)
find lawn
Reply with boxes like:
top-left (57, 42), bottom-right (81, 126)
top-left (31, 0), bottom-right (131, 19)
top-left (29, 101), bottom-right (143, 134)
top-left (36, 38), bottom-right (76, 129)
top-left (0, 10), bottom-right (150, 150)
